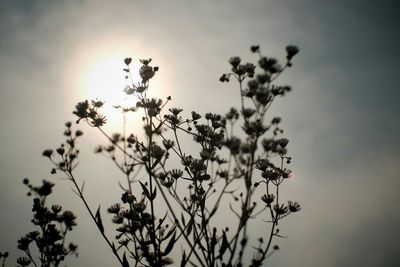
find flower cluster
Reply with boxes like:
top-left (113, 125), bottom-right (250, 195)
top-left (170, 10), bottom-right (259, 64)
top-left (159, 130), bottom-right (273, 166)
top-left (73, 100), bottom-right (107, 127)
top-left (38, 45), bottom-right (301, 267)
top-left (8, 179), bottom-right (78, 267)
top-left (42, 121), bottom-right (83, 175)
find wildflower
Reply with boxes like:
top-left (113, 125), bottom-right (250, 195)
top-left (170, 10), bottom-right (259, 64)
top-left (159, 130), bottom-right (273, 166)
top-left (214, 155), bottom-right (227, 165)
top-left (243, 63), bottom-right (255, 76)
top-left (94, 146), bottom-right (103, 153)
top-left (91, 114), bottom-right (107, 127)
top-left (219, 73), bottom-right (230, 82)
top-left (91, 99), bottom-right (104, 108)
top-left (241, 108), bottom-right (256, 118)
top-left (17, 257), bottom-right (31, 266)
top-left (69, 243), bottom-right (78, 252)
top-left (36, 180), bottom-right (54, 196)
top-left (56, 147), bottom-right (65, 155)
top-left (160, 177), bottom-right (174, 188)
top-left (271, 117), bottom-right (281, 124)
top-left (270, 63), bottom-right (282, 74)
top-left (190, 159), bottom-right (206, 174)
top-left (273, 204), bottom-right (288, 215)
top-left (191, 111), bottom-right (201, 121)
top-left (250, 45), bottom-right (260, 53)
top-left (75, 130), bottom-right (83, 136)
top-left (42, 149), bottom-right (53, 158)
top-left (26, 231), bottom-right (39, 241)
top-left (288, 201), bottom-right (301, 212)
top-left (127, 134), bottom-right (136, 144)
top-left (112, 215), bottom-right (124, 224)
top-left (218, 170), bottom-right (228, 178)
top-left (181, 155), bottom-right (193, 166)
top-left (234, 65), bottom-right (245, 76)
top-left (198, 174), bottom-right (211, 181)
top-left (121, 192), bottom-right (135, 204)
top-left (200, 149), bottom-right (214, 160)
top-left (136, 85), bottom-right (147, 93)
top-left (169, 108), bottom-right (183, 116)
top-left (17, 236), bottom-right (32, 251)
top-left (124, 57), bottom-right (132, 65)
top-left (107, 203), bottom-right (121, 214)
top-left (51, 205), bottom-right (62, 214)
top-left (255, 90), bottom-right (271, 105)
top-left (141, 212), bottom-right (153, 225)
top-left (261, 170), bottom-right (280, 181)
top-left (170, 169), bottom-right (183, 179)
top-left (133, 201), bottom-right (146, 212)
top-left (243, 121), bottom-right (268, 137)
top-left (150, 144), bottom-right (165, 160)
top-left (162, 139), bottom-right (175, 150)
top-left (285, 45), bottom-right (299, 60)
top-left (255, 159), bottom-right (269, 171)
top-left (261, 194), bottom-right (275, 206)
top-left (248, 79), bottom-right (259, 90)
top-left (258, 57), bottom-right (277, 71)
top-left (140, 58), bottom-right (152, 65)
top-left (229, 56), bottom-right (241, 68)
top-left (139, 65), bottom-right (155, 83)
top-left (257, 73), bottom-right (270, 84)
top-left (278, 138), bottom-right (289, 148)
top-left (225, 137), bottom-right (241, 154)
top-left (60, 210), bottom-right (77, 228)
top-left (73, 101), bottom-right (89, 120)
top-left (282, 169), bottom-right (292, 178)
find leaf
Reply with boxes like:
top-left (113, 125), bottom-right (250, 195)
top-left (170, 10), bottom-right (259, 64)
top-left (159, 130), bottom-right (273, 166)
top-left (163, 225), bottom-right (176, 241)
top-left (80, 181), bottom-right (85, 192)
top-left (186, 219), bottom-right (193, 236)
top-left (180, 251), bottom-right (186, 267)
top-left (209, 206), bottom-right (218, 218)
top-left (151, 187), bottom-right (157, 201)
top-left (158, 213), bottom-right (168, 229)
top-left (139, 182), bottom-right (151, 200)
top-left (181, 212), bottom-right (186, 225)
top-left (163, 231), bottom-right (176, 256)
top-left (95, 206), bottom-right (104, 234)
top-left (122, 252), bottom-right (130, 267)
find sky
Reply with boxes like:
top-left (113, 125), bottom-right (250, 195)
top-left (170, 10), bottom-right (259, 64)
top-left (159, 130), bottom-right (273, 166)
top-left (0, 0), bottom-right (399, 266)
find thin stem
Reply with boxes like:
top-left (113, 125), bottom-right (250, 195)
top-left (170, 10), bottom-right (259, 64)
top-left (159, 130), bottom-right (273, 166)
top-left (65, 171), bottom-right (125, 266)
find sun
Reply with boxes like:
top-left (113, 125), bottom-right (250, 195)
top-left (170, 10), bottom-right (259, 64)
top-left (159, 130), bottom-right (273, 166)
top-left (68, 39), bottom-right (171, 135)
top-left (76, 50), bottom-right (143, 132)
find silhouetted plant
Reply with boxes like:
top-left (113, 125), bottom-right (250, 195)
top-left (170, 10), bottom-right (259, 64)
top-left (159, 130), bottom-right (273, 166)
top-left (0, 179), bottom-right (78, 267)
top-left (7, 45), bottom-right (300, 267)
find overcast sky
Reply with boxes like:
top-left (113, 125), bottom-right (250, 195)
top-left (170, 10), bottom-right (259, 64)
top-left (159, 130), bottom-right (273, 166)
top-left (1, 0), bottom-right (399, 266)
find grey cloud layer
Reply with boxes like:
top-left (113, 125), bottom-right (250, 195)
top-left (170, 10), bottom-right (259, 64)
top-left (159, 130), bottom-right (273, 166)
top-left (1, 0), bottom-right (399, 266)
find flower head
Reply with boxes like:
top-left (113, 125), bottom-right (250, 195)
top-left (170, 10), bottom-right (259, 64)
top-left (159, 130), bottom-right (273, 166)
top-left (261, 194), bottom-right (275, 206)
top-left (229, 56), bottom-right (241, 68)
top-left (288, 201), bottom-right (301, 212)
top-left (286, 45), bottom-right (299, 60)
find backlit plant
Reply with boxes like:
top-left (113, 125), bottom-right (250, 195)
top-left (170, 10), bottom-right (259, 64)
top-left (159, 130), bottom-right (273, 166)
top-left (1, 45), bottom-right (300, 267)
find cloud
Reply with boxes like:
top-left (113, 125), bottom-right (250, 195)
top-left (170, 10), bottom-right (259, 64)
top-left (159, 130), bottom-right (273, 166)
top-left (1, 0), bottom-right (400, 266)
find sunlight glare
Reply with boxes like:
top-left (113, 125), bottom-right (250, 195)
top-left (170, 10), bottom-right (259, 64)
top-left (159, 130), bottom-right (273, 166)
top-left (79, 52), bottom-right (141, 132)
top-left (70, 40), bottom-right (171, 136)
